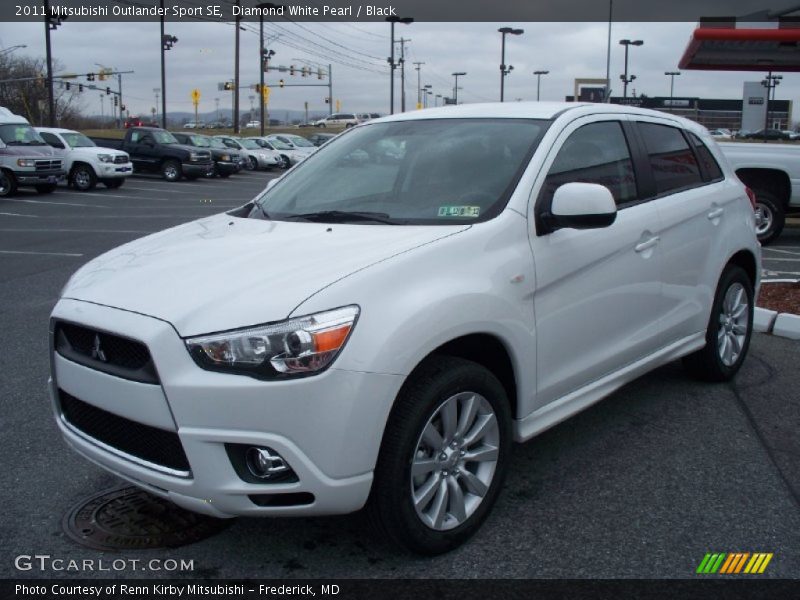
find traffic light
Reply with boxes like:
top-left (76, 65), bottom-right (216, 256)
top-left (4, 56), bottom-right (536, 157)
top-left (113, 96), bottom-right (119, 107)
top-left (301, 66), bottom-right (307, 77)
top-left (223, 81), bottom-right (234, 91)
top-left (86, 73), bottom-right (95, 81)
top-left (78, 84), bottom-right (83, 92)
top-left (105, 87), bottom-right (111, 95)
top-left (279, 79), bottom-right (285, 88)
top-left (65, 82), bottom-right (71, 90)
top-left (318, 69), bottom-right (323, 80)
top-left (324, 97), bottom-right (329, 104)
top-left (289, 64), bottom-right (295, 76)
top-left (120, 104), bottom-right (126, 111)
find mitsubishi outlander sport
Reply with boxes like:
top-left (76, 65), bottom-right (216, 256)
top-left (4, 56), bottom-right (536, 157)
top-left (48, 102), bottom-right (760, 554)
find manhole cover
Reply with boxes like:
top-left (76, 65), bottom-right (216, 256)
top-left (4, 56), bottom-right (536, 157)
top-left (63, 486), bottom-right (231, 550)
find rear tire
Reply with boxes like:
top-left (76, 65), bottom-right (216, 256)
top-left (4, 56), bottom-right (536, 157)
top-left (70, 164), bottom-right (97, 191)
top-left (247, 156), bottom-right (258, 171)
top-left (0, 170), bottom-right (17, 197)
top-left (161, 160), bottom-right (182, 182)
top-left (683, 265), bottom-right (754, 382)
top-left (368, 356), bottom-right (511, 555)
top-left (752, 189), bottom-right (785, 245)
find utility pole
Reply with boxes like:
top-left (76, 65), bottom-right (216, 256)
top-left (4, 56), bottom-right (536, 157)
top-left (159, 0), bottom-right (166, 127)
top-left (414, 61), bottom-right (425, 109)
top-left (397, 38), bottom-right (410, 112)
top-left (533, 70), bottom-right (549, 101)
top-left (234, 0), bottom-right (241, 133)
top-left (452, 72), bottom-right (466, 104)
top-left (153, 88), bottom-right (160, 122)
top-left (386, 16), bottom-right (413, 114)
top-left (215, 97), bottom-right (220, 121)
top-left (328, 64), bottom-right (333, 116)
top-left (665, 71), bottom-right (680, 107)
top-left (498, 27), bottom-right (524, 102)
top-left (43, 0), bottom-right (67, 127)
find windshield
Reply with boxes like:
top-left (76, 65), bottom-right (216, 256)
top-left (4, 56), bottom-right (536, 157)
top-left (154, 130), bottom-right (178, 144)
top-left (266, 138), bottom-right (291, 150)
top-left (252, 118), bottom-right (548, 225)
top-left (62, 132), bottom-right (96, 148)
top-left (190, 135), bottom-right (211, 147)
top-left (0, 124), bottom-right (47, 145)
top-left (209, 138), bottom-right (227, 149)
top-left (239, 139), bottom-right (261, 150)
top-left (287, 135), bottom-right (314, 148)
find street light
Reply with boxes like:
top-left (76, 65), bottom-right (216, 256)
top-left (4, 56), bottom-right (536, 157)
top-left (258, 3), bottom-right (280, 136)
top-left (435, 93), bottom-right (442, 107)
top-left (619, 39), bottom-right (643, 100)
top-left (533, 70), bottom-right (549, 101)
top-left (0, 45), bottom-right (27, 56)
top-left (664, 71), bottom-right (680, 104)
top-left (498, 27), bottom-right (524, 102)
top-left (386, 16), bottom-right (413, 114)
top-left (762, 73), bottom-right (783, 142)
top-left (159, 0), bottom-right (178, 129)
top-left (422, 83), bottom-right (432, 108)
top-left (452, 72), bottom-right (466, 104)
top-left (43, 0), bottom-right (67, 127)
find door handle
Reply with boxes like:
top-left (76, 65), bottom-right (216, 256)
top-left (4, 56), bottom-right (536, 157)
top-left (707, 207), bottom-right (724, 220)
top-left (635, 236), bottom-right (660, 253)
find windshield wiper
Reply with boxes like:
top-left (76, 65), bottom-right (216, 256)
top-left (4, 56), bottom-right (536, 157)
top-left (283, 210), bottom-right (398, 224)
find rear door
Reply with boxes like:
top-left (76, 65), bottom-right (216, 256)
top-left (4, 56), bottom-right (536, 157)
top-left (530, 116), bottom-right (665, 407)
top-left (631, 119), bottom-right (724, 340)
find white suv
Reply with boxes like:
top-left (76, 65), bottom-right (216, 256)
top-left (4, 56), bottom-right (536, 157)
top-left (48, 102), bottom-right (760, 554)
top-left (37, 128), bottom-right (132, 191)
top-left (314, 113), bottom-right (359, 128)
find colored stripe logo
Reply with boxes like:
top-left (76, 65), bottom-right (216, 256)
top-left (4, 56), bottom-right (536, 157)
top-left (696, 552), bottom-right (773, 574)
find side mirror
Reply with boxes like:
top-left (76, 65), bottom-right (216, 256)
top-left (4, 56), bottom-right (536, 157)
top-left (546, 182), bottom-right (617, 231)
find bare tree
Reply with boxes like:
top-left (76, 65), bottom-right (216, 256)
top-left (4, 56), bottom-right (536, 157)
top-left (0, 54), bottom-right (83, 126)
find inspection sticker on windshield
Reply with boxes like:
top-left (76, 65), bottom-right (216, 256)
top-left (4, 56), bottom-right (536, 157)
top-left (438, 206), bottom-right (480, 218)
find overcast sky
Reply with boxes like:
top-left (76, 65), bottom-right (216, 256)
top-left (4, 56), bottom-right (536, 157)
top-left (0, 21), bottom-right (793, 120)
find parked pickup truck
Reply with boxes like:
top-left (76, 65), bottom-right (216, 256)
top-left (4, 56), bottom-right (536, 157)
top-left (718, 142), bottom-right (800, 244)
top-left (37, 127), bottom-right (133, 191)
top-left (0, 107), bottom-right (65, 197)
top-left (92, 127), bottom-right (212, 182)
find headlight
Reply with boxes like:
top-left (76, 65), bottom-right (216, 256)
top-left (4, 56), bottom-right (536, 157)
top-left (220, 154), bottom-right (230, 162)
top-left (189, 152), bottom-right (202, 161)
top-left (185, 305), bottom-right (359, 379)
top-left (17, 158), bottom-right (35, 167)
top-left (97, 154), bottom-right (113, 163)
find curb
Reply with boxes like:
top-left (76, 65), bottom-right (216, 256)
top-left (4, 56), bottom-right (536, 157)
top-left (755, 278), bottom-right (800, 340)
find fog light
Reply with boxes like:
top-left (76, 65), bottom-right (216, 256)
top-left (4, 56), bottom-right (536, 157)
top-left (246, 446), bottom-right (291, 480)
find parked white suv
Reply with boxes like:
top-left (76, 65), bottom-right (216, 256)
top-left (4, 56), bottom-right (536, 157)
top-left (48, 103), bottom-right (760, 554)
top-left (37, 128), bottom-right (132, 191)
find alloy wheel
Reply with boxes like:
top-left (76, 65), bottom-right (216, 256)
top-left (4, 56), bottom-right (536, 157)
top-left (410, 391), bottom-right (499, 531)
top-left (717, 282), bottom-right (750, 367)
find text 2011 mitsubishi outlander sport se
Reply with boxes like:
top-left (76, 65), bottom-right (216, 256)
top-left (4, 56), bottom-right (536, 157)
top-left (49, 102), bottom-right (760, 554)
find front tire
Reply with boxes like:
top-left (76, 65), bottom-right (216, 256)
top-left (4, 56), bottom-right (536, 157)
top-left (683, 265), bottom-right (754, 382)
top-left (71, 164), bottom-right (97, 191)
top-left (752, 189), bottom-right (785, 245)
top-left (161, 160), bottom-right (182, 182)
top-left (0, 170), bottom-right (18, 197)
top-left (368, 356), bottom-right (511, 555)
top-left (280, 155), bottom-right (291, 169)
top-left (247, 156), bottom-right (258, 171)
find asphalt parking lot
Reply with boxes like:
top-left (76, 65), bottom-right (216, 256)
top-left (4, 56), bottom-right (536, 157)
top-left (0, 174), bottom-right (798, 579)
top-left (762, 220), bottom-right (800, 279)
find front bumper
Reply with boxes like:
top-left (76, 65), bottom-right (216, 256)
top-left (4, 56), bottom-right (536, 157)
top-left (182, 162), bottom-right (214, 177)
top-left (14, 169), bottom-right (65, 185)
top-left (97, 162), bottom-right (133, 178)
top-left (215, 160), bottom-right (239, 175)
top-left (49, 298), bottom-right (403, 518)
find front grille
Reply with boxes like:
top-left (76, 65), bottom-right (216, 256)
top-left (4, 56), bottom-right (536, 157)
top-left (114, 155), bottom-right (128, 164)
top-left (35, 159), bottom-right (62, 171)
top-left (59, 390), bottom-right (191, 474)
top-left (54, 321), bottom-right (159, 384)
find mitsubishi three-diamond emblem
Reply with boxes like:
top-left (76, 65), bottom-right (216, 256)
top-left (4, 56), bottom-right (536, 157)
top-left (91, 334), bottom-right (107, 362)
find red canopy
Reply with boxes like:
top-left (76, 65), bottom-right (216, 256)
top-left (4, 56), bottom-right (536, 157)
top-left (679, 26), bottom-right (800, 72)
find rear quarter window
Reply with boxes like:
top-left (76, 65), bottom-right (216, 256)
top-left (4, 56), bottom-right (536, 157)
top-left (688, 132), bottom-right (724, 182)
top-left (638, 122), bottom-right (703, 196)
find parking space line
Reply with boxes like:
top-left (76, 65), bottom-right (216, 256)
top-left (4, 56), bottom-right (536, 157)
top-left (5, 198), bottom-right (109, 208)
top-left (762, 248), bottom-right (800, 257)
top-left (0, 228), bottom-right (154, 234)
top-left (0, 250), bottom-right (84, 257)
top-left (0, 212), bottom-right (38, 217)
top-left (761, 258), bottom-right (800, 262)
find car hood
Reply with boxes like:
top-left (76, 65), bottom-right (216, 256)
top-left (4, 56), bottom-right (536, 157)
top-left (0, 144), bottom-right (60, 158)
top-left (73, 147), bottom-right (128, 159)
top-left (63, 212), bottom-right (469, 336)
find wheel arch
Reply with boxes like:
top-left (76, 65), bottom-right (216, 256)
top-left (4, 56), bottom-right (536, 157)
top-left (725, 249), bottom-right (758, 287)
top-left (69, 160), bottom-right (95, 175)
top-left (409, 333), bottom-right (518, 420)
top-left (735, 168), bottom-right (791, 208)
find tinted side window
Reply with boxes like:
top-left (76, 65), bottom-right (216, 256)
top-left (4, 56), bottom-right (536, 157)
top-left (542, 121), bottom-right (637, 208)
top-left (638, 123), bottom-right (702, 195)
top-left (40, 132), bottom-right (64, 148)
top-left (688, 132), bottom-right (723, 182)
